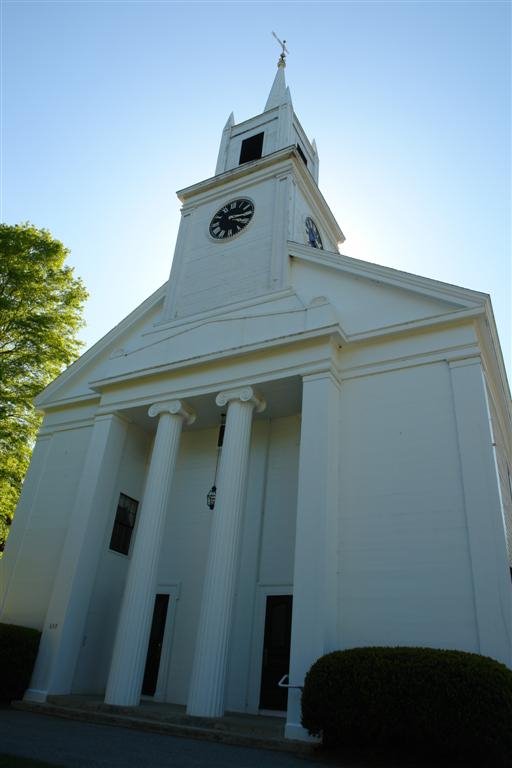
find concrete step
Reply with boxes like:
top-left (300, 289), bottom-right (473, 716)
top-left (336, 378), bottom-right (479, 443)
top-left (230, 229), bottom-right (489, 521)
top-left (13, 700), bottom-right (313, 755)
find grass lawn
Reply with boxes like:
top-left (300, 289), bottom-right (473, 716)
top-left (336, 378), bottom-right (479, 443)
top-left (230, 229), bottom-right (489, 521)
top-left (0, 757), bottom-right (64, 767)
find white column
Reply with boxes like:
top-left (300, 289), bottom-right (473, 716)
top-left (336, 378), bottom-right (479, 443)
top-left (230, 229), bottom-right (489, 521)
top-left (25, 413), bottom-right (129, 702)
top-left (187, 386), bottom-right (265, 717)
top-left (285, 371), bottom-right (341, 741)
top-left (105, 400), bottom-right (195, 706)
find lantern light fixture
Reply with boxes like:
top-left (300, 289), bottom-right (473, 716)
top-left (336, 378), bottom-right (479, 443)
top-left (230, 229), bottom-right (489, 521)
top-left (206, 413), bottom-right (225, 510)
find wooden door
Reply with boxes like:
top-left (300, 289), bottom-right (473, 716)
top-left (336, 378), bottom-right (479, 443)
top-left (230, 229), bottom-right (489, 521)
top-left (141, 593), bottom-right (169, 696)
top-left (259, 594), bottom-right (293, 710)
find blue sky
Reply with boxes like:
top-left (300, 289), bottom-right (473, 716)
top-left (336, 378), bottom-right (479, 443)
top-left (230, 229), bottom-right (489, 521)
top-left (2, 0), bottom-right (511, 380)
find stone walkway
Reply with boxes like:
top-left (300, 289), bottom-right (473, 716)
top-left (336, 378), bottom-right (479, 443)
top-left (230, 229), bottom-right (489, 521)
top-left (5, 703), bottom-right (450, 768)
top-left (0, 709), bottom-right (328, 768)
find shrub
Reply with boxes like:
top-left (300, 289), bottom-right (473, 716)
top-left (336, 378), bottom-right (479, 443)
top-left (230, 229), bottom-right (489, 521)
top-left (301, 647), bottom-right (512, 766)
top-left (0, 623), bottom-right (41, 703)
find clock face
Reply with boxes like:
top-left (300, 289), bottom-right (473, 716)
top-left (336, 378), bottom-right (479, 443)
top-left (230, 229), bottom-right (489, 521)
top-left (305, 216), bottom-right (323, 249)
top-left (209, 199), bottom-right (255, 240)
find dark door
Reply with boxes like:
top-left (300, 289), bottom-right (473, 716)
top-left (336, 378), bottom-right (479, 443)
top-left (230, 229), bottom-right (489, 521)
top-left (259, 594), bottom-right (293, 710)
top-left (141, 593), bottom-right (169, 696)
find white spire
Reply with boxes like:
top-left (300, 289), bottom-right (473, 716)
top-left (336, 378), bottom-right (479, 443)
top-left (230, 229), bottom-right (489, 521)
top-left (265, 59), bottom-right (292, 111)
top-left (265, 33), bottom-right (291, 111)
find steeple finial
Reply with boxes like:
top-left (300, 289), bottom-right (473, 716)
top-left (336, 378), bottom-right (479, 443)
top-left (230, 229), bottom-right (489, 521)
top-left (272, 31), bottom-right (288, 68)
top-left (265, 33), bottom-right (291, 111)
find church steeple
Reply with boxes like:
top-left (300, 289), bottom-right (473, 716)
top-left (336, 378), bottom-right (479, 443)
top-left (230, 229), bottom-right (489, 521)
top-left (214, 55), bottom-right (319, 184)
top-left (162, 49), bottom-right (343, 324)
top-left (264, 56), bottom-right (291, 111)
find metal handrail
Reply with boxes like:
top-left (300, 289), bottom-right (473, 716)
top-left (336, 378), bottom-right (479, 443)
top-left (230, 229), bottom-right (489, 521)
top-left (277, 674), bottom-right (303, 690)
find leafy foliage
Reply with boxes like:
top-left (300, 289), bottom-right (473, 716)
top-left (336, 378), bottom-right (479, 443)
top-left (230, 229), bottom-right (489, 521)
top-left (302, 647), bottom-right (512, 766)
top-left (0, 623), bottom-right (41, 702)
top-left (0, 224), bottom-right (87, 551)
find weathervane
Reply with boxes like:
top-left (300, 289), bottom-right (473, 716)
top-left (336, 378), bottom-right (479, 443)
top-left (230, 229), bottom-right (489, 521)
top-left (272, 31), bottom-right (289, 66)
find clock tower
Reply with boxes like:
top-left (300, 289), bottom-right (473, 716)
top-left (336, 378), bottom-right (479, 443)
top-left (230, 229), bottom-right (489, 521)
top-left (161, 55), bottom-right (345, 323)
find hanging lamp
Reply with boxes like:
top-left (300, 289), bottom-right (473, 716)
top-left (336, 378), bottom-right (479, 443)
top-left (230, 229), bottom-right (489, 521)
top-left (206, 413), bottom-right (225, 510)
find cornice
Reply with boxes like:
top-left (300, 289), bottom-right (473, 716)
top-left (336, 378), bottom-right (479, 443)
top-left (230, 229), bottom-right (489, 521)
top-left (36, 392), bottom-right (101, 412)
top-left (93, 353), bottom-right (342, 417)
top-left (38, 416), bottom-right (96, 436)
top-left (89, 323), bottom-right (343, 391)
top-left (289, 241), bottom-right (487, 308)
top-left (34, 283), bottom-right (167, 409)
top-left (339, 342), bottom-right (482, 382)
top-left (177, 146), bottom-right (297, 201)
top-left (344, 307), bottom-right (486, 343)
top-left (475, 314), bottom-right (512, 450)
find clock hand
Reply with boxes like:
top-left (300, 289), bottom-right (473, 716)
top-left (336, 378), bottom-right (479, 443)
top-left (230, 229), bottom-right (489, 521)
top-left (229, 213), bottom-right (251, 220)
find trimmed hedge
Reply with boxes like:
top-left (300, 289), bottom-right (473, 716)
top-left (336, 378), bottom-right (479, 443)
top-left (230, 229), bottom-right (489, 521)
top-left (0, 623), bottom-right (41, 703)
top-left (302, 647), bottom-right (512, 766)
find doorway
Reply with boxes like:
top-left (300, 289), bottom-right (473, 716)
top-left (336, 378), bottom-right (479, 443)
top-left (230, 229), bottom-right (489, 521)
top-left (141, 584), bottom-right (179, 700)
top-left (258, 594), bottom-right (293, 711)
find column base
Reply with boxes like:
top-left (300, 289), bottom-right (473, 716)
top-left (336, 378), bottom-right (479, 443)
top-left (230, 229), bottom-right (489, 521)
top-left (23, 688), bottom-right (48, 703)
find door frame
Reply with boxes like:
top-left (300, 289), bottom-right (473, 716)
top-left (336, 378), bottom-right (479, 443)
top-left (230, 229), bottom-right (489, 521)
top-left (141, 582), bottom-right (180, 702)
top-left (247, 583), bottom-right (293, 715)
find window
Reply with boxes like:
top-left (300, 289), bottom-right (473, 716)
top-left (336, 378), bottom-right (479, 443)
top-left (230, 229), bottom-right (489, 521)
top-left (296, 144), bottom-right (308, 166)
top-left (239, 132), bottom-right (264, 164)
top-left (109, 493), bottom-right (139, 555)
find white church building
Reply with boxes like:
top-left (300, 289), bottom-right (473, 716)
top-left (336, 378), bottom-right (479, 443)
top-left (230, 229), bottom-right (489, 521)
top-left (1, 57), bottom-right (511, 741)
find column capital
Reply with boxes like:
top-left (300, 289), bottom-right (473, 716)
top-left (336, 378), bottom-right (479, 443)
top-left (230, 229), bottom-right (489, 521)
top-left (215, 386), bottom-right (266, 413)
top-left (148, 399), bottom-right (196, 425)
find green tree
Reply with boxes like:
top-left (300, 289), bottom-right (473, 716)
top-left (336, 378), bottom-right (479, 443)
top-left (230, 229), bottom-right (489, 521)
top-left (0, 223), bottom-right (88, 551)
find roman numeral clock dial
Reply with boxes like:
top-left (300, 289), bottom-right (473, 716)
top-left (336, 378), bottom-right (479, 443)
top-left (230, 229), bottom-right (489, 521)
top-left (209, 198), bottom-right (255, 240)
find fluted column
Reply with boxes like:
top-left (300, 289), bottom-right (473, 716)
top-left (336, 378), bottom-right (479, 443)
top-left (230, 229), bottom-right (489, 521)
top-left (105, 399), bottom-right (195, 706)
top-left (187, 386), bottom-right (265, 717)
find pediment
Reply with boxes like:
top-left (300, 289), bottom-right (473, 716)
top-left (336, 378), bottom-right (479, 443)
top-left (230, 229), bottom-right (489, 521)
top-left (289, 243), bottom-right (487, 339)
top-left (90, 290), bottom-right (340, 387)
top-left (35, 285), bottom-right (167, 409)
top-left (37, 246), bottom-right (489, 410)
top-left (36, 288), bottom-right (340, 408)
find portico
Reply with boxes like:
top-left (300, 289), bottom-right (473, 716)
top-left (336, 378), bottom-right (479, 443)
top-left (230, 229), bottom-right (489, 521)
top-left (95, 355), bottom-right (342, 727)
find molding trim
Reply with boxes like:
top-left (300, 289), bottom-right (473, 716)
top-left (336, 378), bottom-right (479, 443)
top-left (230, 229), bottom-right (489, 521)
top-left (289, 241), bottom-right (488, 308)
top-left (90, 323), bottom-right (342, 390)
top-left (35, 284), bottom-right (167, 409)
top-left (448, 356), bottom-right (482, 370)
top-left (38, 418), bottom-right (95, 437)
top-left (92, 352), bottom-right (339, 416)
top-left (344, 308), bottom-right (485, 343)
top-left (302, 367), bottom-right (342, 389)
top-left (340, 344), bottom-right (481, 381)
